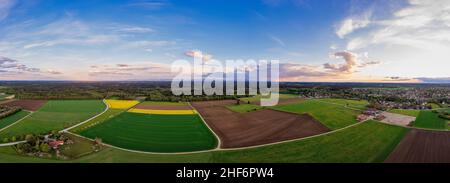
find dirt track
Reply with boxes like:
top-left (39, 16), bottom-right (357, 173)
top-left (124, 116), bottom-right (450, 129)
top-left (385, 129), bottom-right (450, 163)
top-left (191, 100), bottom-right (330, 148)
top-left (2, 100), bottom-right (47, 111)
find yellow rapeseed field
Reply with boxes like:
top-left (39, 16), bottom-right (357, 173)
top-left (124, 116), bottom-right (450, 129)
top-left (128, 108), bottom-right (198, 115)
top-left (105, 99), bottom-right (140, 109)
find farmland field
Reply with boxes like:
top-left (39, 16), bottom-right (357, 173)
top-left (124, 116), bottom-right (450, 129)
top-left (387, 109), bottom-right (421, 117)
top-left (413, 111), bottom-right (447, 129)
top-left (0, 100), bottom-right (106, 140)
top-left (316, 98), bottom-right (368, 110)
top-left (385, 129), bottom-right (450, 163)
top-left (69, 109), bottom-right (124, 133)
top-left (2, 100), bottom-right (47, 111)
top-left (105, 99), bottom-right (139, 109)
top-left (128, 108), bottom-right (197, 115)
top-left (226, 104), bottom-right (264, 113)
top-left (0, 121), bottom-right (408, 163)
top-left (192, 100), bottom-right (330, 148)
top-left (79, 112), bottom-right (217, 152)
top-left (0, 110), bottom-right (30, 130)
top-left (271, 100), bottom-right (360, 130)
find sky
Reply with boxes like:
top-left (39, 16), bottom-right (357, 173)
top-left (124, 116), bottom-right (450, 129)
top-left (0, 0), bottom-right (449, 82)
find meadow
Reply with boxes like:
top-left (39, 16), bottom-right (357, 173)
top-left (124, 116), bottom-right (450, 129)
top-left (271, 99), bottom-right (360, 130)
top-left (387, 109), bottom-right (421, 117)
top-left (0, 100), bottom-right (106, 140)
top-left (79, 112), bottom-right (218, 153)
top-left (315, 98), bottom-right (369, 110)
top-left (413, 111), bottom-right (448, 130)
top-left (0, 111), bottom-right (30, 130)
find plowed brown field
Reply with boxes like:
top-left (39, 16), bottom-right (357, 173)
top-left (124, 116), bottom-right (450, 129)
top-left (2, 100), bottom-right (47, 111)
top-left (385, 129), bottom-right (450, 163)
top-left (191, 100), bottom-right (330, 148)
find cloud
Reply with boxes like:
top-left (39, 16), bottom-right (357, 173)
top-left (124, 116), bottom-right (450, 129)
top-left (128, 0), bottom-right (169, 10)
top-left (280, 63), bottom-right (334, 78)
top-left (336, 10), bottom-right (372, 38)
top-left (118, 26), bottom-right (153, 33)
top-left (0, 56), bottom-right (61, 75)
top-left (358, 60), bottom-right (381, 68)
top-left (120, 40), bottom-right (176, 49)
top-left (382, 76), bottom-right (416, 82)
top-left (185, 50), bottom-right (213, 61)
top-left (0, 0), bottom-right (16, 22)
top-left (88, 63), bottom-right (172, 79)
top-left (415, 77), bottom-right (450, 83)
top-left (23, 35), bottom-right (118, 49)
top-left (324, 51), bottom-right (358, 73)
top-left (346, 0), bottom-right (450, 50)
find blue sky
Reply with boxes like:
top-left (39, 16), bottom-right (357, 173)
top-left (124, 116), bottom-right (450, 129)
top-left (0, 0), bottom-right (449, 82)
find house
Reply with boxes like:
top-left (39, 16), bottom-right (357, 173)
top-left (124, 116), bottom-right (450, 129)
top-left (48, 140), bottom-right (64, 149)
top-left (357, 114), bottom-right (369, 122)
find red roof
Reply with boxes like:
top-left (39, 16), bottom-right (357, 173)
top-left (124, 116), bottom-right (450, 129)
top-left (49, 141), bottom-right (64, 147)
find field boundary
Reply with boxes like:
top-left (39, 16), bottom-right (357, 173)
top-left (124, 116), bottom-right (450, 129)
top-left (61, 99), bottom-right (109, 132)
top-left (0, 111), bottom-right (33, 133)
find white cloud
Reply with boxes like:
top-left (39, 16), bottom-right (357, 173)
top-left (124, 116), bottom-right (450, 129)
top-left (185, 50), bottom-right (213, 62)
top-left (346, 0), bottom-right (450, 51)
top-left (336, 10), bottom-right (372, 38)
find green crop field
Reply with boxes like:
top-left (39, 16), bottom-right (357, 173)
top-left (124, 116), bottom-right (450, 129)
top-left (226, 104), bottom-right (264, 113)
top-left (79, 112), bottom-right (218, 153)
top-left (387, 109), bottom-right (421, 117)
top-left (0, 121), bottom-right (408, 163)
top-left (0, 111), bottom-right (30, 130)
top-left (0, 100), bottom-right (106, 140)
top-left (413, 111), bottom-right (448, 130)
top-left (316, 98), bottom-right (369, 110)
top-left (271, 100), bottom-right (360, 130)
top-left (70, 109), bottom-right (124, 133)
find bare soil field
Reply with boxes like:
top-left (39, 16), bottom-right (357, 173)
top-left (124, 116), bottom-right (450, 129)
top-left (2, 100), bottom-right (47, 111)
top-left (385, 129), bottom-right (450, 163)
top-left (191, 100), bottom-right (330, 148)
top-left (133, 104), bottom-right (192, 110)
top-left (380, 112), bottom-right (416, 126)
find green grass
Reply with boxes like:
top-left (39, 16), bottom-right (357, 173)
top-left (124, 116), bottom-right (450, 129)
top-left (69, 109), bottom-right (124, 133)
top-left (316, 98), bottom-right (369, 110)
top-left (413, 111), bottom-right (448, 130)
top-left (239, 94), bottom-right (298, 103)
top-left (60, 133), bottom-right (97, 159)
top-left (427, 103), bottom-right (441, 109)
top-left (387, 109), bottom-right (421, 117)
top-left (0, 110), bottom-right (30, 130)
top-left (271, 100), bottom-right (360, 130)
top-left (79, 112), bottom-right (218, 153)
top-left (226, 104), bottom-right (264, 113)
top-left (0, 121), bottom-right (408, 163)
top-left (0, 100), bottom-right (106, 139)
